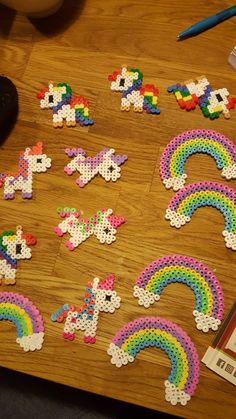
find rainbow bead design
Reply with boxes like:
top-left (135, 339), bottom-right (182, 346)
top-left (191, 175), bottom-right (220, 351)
top-left (0, 292), bottom-right (44, 351)
top-left (64, 148), bottom-right (128, 188)
top-left (160, 129), bottom-right (236, 191)
top-left (108, 316), bottom-right (200, 406)
top-left (165, 181), bottom-right (236, 250)
top-left (167, 76), bottom-right (236, 119)
top-left (133, 255), bottom-right (224, 332)
top-left (37, 82), bottom-right (94, 128)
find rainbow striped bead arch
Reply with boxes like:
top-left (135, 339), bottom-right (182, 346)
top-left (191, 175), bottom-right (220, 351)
top-left (108, 316), bottom-right (200, 405)
top-left (165, 181), bottom-right (236, 250)
top-left (0, 292), bottom-right (44, 351)
top-left (133, 255), bottom-right (224, 332)
top-left (160, 129), bottom-right (236, 191)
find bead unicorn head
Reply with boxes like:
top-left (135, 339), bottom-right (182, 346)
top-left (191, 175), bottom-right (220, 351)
top-left (51, 274), bottom-right (121, 344)
top-left (54, 207), bottom-right (125, 251)
top-left (37, 82), bottom-right (94, 128)
top-left (0, 225), bottom-right (37, 285)
top-left (167, 75), bottom-right (236, 119)
top-left (64, 147), bottom-right (128, 188)
top-left (108, 66), bottom-right (161, 114)
top-left (0, 142), bottom-right (51, 200)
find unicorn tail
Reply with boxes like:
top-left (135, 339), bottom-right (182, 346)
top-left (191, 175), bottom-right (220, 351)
top-left (51, 304), bottom-right (72, 323)
top-left (0, 173), bottom-right (7, 188)
top-left (140, 84), bottom-right (161, 114)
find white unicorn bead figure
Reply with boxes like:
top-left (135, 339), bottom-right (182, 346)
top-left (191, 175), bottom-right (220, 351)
top-left (54, 207), bottom-right (125, 251)
top-left (0, 225), bottom-right (37, 285)
top-left (0, 142), bottom-right (51, 200)
top-left (51, 274), bottom-right (121, 343)
top-left (64, 147), bottom-right (128, 188)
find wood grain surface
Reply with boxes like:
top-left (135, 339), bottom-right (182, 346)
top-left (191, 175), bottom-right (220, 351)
top-left (0, 1), bottom-right (236, 418)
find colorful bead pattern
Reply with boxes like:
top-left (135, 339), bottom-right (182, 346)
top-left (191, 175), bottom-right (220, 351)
top-left (0, 226), bottom-right (37, 285)
top-left (0, 292), bottom-right (44, 351)
top-left (54, 207), bottom-right (125, 251)
top-left (37, 82), bottom-right (94, 128)
top-left (108, 66), bottom-right (160, 114)
top-left (108, 316), bottom-right (200, 405)
top-left (167, 76), bottom-right (236, 119)
top-left (133, 255), bottom-right (224, 332)
top-left (51, 274), bottom-right (121, 344)
top-left (165, 181), bottom-right (236, 250)
top-left (0, 142), bottom-right (51, 200)
top-left (64, 147), bottom-right (128, 188)
top-left (160, 129), bottom-right (236, 191)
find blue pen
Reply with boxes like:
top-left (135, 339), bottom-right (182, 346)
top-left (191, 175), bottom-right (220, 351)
top-left (178, 5), bottom-right (236, 40)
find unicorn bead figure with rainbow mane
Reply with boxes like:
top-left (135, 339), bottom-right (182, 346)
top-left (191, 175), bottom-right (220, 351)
top-left (0, 142), bottom-right (51, 200)
top-left (51, 274), bottom-right (121, 344)
top-left (108, 66), bottom-right (161, 114)
top-left (37, 82), bottom-right (94, 128)
top-left (0, 225), bottom-right (37, 285)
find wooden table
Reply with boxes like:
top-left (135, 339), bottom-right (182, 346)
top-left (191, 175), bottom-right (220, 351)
top-left (0, 1), bottom-right (235, 418)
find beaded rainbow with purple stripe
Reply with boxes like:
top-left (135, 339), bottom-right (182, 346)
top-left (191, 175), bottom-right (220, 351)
top-left (165, 181), bottom-right (236, 250)
top-left (133, 255), bottom-right (224, 332)
top-left (0, 292), bottom-right (44, 351)
top-left (160, 129), bottom-right (236, 191)
top-left (108, 316), bottom-right (200, 406)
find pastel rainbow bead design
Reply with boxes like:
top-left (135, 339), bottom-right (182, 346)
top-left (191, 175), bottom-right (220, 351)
top-left (0, 292), bottom-right (44, 351)
top-left (108, 316), bottom-right (200, 406)
top-left (165, 181), bottom-right (236, 250)
top-left (133, 255), bottom-right (224, 332)
top-left (160, 129), bottom-right (236, 191)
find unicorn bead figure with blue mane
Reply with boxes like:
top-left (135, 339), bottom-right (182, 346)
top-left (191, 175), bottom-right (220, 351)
top-left (0, 142), bottom-right (51, 200)
top-left (51, 274), bottom-right (121, 344)
top-left (108, 66), bottom-right (160, 114)
top-left (37, 82), bottom-right (94, 128)
top-left (0, 225), bottom-right (36, 285)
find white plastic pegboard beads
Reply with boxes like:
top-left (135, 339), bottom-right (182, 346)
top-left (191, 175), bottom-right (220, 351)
top-left (64, 147), bottom-right (128, 188)
top-left (0, 142), bottom-right (51, 200)
top-left (51, 274), bottom-right (121, 344)
top-left (0, 226), bottom-right (37, 285)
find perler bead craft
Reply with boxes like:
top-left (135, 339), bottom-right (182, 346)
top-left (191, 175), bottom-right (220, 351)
top-left (64, 148), bottom-right (128, 188)
top-left (108, 316), bottom-right (200, 406)
top-left (165, 181), bottom-right (236, 250)
top-left (0, 142), bottom-right (51, 200)
top-left (160, 129), bottom-right (236, 191)
top-left (167, 76), bottom-right (236, 119)
top-left (0, 292), bottom-right (44, 351)
top-left (133, 255), bottom-right (224, 332)
top-left (0, 226), bottom-right (37, 285)
top-left (36, 82), bottom-right (94, 128)
top-left (51, 274), bottom-right (121, 344)
top-left (54, 207), bottom-right (125, 251)
top-left (108, 66), bottom-right (161, 114)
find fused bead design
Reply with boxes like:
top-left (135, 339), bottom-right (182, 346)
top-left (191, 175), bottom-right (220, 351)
top-left (160, 129), bottom-right (236, 191)
top-left (165, 181), bottom-right (236, 250)
top-left (0, 142), bottom-right (51, 200)
top-left (0, 292), bottom-right (44, 351)
top-left (51, 274), bottom-right (121, 344)
top-left (108, 316), bottom-right (200, 405)
top-left (133, 255), bottom-right (224, 332)
top-left (64, 147), bottom-right (128, 188)
top-left (0, 226), bottom-right (37, 285)
top-left (167, 76), bottom-right (236, 119)
top-left (37, 82), bottom-right (94, 128)
top-left (108, 66), bottom-right (160, 114)
top-left (54, 207), bottom-right (125, 251)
